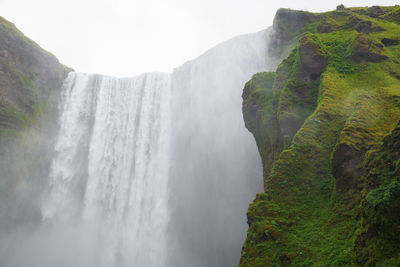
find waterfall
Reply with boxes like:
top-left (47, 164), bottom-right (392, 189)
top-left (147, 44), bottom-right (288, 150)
top-left (0, 29), bottom-right (272, 267)
top-left (41, 72), bottom-right (171, 267)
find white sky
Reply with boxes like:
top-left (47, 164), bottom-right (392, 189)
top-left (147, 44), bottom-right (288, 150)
top-left (1, 0), bottom-right (399, 76)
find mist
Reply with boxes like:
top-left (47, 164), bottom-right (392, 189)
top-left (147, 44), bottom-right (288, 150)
top-left (0, 27), bottom-right (276, 266)
top-left (167, 29), bottom-right (272, 266)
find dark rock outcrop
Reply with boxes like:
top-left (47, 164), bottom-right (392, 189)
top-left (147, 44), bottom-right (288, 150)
top-left (351, 34), bottom-right (388, 63)
top-left (268, 9), bottom-right (317, 56)
top-left (382, 37), bottom-right (400, 46)
top-left (367, 6), bottom-right (385, 17)
top-left (298, 36), bottom-right (326, 82)
top-left (336, 5), bottom-right (346, 11)
top-left (332, 144), bottom-right (365, 191)
top-left (354, 6), bottom-right (386, 18)
top-left (347, 16), bottom-right (385, 34)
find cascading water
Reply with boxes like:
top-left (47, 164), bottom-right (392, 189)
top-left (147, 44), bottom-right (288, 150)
top-left (41, 72), bottom-right (171, 267)
top-left (0, 28), bottom-right (273, 267)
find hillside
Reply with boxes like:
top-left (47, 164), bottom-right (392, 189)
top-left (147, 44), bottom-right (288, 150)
top-left (240, 5), bottom-right (400, 266)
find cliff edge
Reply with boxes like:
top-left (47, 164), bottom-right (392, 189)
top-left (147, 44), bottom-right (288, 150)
top-left (240, 5), bottom-right (400, 266)
top-left (0, 16), bottom-right (70, 134)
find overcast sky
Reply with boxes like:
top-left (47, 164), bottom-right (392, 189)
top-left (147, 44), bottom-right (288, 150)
top-left (1, 0), bottom-right (399, 76)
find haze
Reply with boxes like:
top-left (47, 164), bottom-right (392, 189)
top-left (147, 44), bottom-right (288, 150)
top-left (1, 0), bottom-right (399, 76)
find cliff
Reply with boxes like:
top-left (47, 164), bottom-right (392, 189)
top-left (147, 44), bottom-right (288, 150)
top-left (240, 5), bottom-right (400, 266)
top-left (0, 16), bottom-right (70, 134)
top-left (0, 16), bottom-right (70, 233)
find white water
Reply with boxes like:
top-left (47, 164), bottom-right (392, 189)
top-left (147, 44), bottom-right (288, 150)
top-left (0, 29), bottom-right (272, 267)
top-left (41, 73), bottom-right (171, 267)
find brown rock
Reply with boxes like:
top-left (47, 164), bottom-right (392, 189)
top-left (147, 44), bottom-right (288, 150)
top-left (382, 38), bottom-right (400, 46)
top-left (367, 6), bottom-right (385, 18)
top-left (351, 34), bottom-right (388, 63)
top-left (336, 4), bottom-right (345, 11)
top-left (298, 37), bottom-right (326, 82)
top-left (332, 144), bottom-right (365, 191)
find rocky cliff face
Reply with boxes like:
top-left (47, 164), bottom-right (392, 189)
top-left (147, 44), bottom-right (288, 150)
top-left (240, 6), bottom-right (400, 266)
top-left (0, 16), bottom-right (70, 133)
top-left (0, 16), bottom-right (70, 234)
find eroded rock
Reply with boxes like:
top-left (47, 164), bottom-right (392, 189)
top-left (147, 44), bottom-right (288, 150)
top-left (332, 143), bottom-right (365, 191)
top-left (298, 36), bottom-right (326, 82)
top-left (382, 38), bottom-right (400, 46)
top-left (351, 34), bottom-right (388, 63)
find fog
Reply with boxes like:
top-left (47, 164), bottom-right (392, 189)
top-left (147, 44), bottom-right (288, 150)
top-left (167, 29), bottom-right (271, 266)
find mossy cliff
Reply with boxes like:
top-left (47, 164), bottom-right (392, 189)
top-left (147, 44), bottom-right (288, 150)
top-left (0, 16), bottom-right (70, 135)
top-left (0, 16), bottom-right (70, 233)
top-left (240, 5), bottom-right (400, 266)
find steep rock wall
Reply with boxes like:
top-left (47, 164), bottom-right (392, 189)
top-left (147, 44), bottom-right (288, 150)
top-left (240, 5), bottom-right (400, 266)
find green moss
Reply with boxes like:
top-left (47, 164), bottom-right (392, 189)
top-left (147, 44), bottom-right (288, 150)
top-left (0, 126), bottom-right (19, 136)
top-left (243, 72), bottom-right (283, 181)
top-left (320, 31), bottom-right (359, 73)
top-left (240, 5), bottom-right (400, 266)
top-left (16, 71), bottom-right (37, 95)
top-left (0, 48), bottom-right (50, 137)
top-left (0, 107), bottom-right (33, 126)
top-left (365, 180), bottom-right (400, 231)
top-left (381, 6), bottom-right (400, 24)
top-left (0, 68), bottom-right (49, 137)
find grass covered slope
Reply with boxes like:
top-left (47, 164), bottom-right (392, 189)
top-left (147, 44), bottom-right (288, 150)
top-left (240, 5), bottom-right (400, 266)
